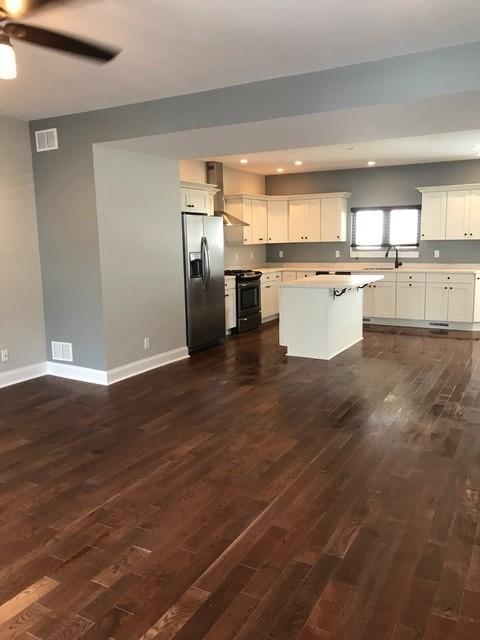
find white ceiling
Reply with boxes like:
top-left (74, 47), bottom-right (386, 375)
top-left (2, 0), bottom-right (480, 120)
top-left (210, 131), bottom-right (480, 175)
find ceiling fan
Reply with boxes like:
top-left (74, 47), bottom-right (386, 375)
top-left (0, 0), bottom-right (119, 79)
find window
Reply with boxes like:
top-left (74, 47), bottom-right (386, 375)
top-left (351, 206), bottom-right (420, 254)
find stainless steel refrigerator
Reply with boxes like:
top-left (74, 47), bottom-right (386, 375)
top-left (182, 213), bottom-right (225, 352)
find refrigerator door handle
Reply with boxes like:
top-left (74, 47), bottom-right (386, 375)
top-left (200, 236), bottom-right (209, 290)
top-left (204, 237), bottom-right (211, 289)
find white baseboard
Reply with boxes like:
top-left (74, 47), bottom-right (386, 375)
top-left (46, 361), bottom-right (108, 385)
top-left (0, 362), bottom-right (47, 389)
top-left (107, 347), bottom-right (189, 384)
top-left (0, 347), bottom-right (189, 390)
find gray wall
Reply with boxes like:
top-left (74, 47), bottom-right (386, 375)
top-left (265, 159), bottom-right (480, 264)
top-left (0, 116), bottom-right (45, 373)
top-left (29, 42), bottom-right (480, 367)
top-left (93, 147), bottom-right (186, 369)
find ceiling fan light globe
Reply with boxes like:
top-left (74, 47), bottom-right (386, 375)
top-left (0, 42), bottom-right (17, 79)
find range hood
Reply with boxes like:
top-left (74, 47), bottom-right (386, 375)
top-left (206, 161), bottom-right (249, 227)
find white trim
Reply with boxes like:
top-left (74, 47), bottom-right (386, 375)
top-left (416, 183), bottom-right (480, 193)
top-left (0, 362), bottom-right (47, 389)
top-left (225, 191), bottom-right (351, 201)
top-left (106, 347), bottom-right (189, 385)
top-left (363, 318), bottom-right (480, 331)
top-left (46, 361), bottom-right (108, 385)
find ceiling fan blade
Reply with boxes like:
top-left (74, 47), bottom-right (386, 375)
top-left (3, 22), bottom-right (119, 61)
top-left (2, 0), bottom-right (77, 18)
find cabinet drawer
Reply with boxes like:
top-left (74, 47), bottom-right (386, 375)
top-left (261, 271), bottom-right (281, 282)
top-left (296, 270), bottom-right (317, 279)
top-left (282, 271), bottom-right (298, 282)
top-left (397, 272), bottom-right (426, 283)
top-left (224, 277), bottom-right (236, 290)
top-left (426, 272), bottom-right (474, 284)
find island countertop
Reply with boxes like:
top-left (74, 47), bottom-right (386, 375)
top-left (279, 274), bottom-right (384, 290)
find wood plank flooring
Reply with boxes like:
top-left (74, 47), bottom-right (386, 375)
top-left (0, 323), bottom-right (479, 639)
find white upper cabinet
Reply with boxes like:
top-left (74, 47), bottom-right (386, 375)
top-left (418, 184), bottom-right (480, 240)
top-left (225, 191), bottom-right (350, 245)
top-left (267, 200), bottom-right (288, 243)
top-left (303, 200), bottom-right (322, 242)
top-left (321, 197), bottom-right (347, 242)
top-left (288, 201), bottom-right (306, 242)
top-left (181, 182), bottom-right (217, 215)
top-left (251, 199), bottom-right (268, 244)
top-left (446, 191), bottom-right (470, 239)
top-left (469, 191), bottom-right (480, 239)
top-left (419, 192), bottom-right (447, 240)
top-left (288, 199), bottom-right (321, 242)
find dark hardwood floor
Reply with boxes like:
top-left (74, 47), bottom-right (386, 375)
top-left (0, 323), bottom-right (479, 639)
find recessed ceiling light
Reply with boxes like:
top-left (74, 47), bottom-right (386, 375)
top-left (367, 161), bottom-right (376, 166)
top-left (240, 159), bottom-right (248, 164)
top-left (276, 168), bottom-right (284, 173)
top-left (294, 160), bottom-right (303, 166)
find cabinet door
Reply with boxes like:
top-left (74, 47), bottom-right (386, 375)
top-left (371, 282), bottom-right (396, 318)
top-left (267, 201), bottom-right (288, 243)
top-left (251, 200), bottom-right (268, 244)
top-left (446, 191), bottom-right (470, 239)
top-left (288, 201), bottom-right (305, 242)
top-left (321, 197), bottom-right (347, 242)
top-left (261, 284), bottom-right (275, 318)
top-left (184, 189), bottom-right (209, 213)
top-left (468, 190), bottom-right (480, 239)
top-left (396, 282), bottom-right (426, 320)
top-left (225, 291), bottom-right (236, 332)
top-left (242, 199), bottom-right (253, 245)
top-left (447, 283), bottom-right (474, 322)
top-left (363, 285), bottom-right (373, 317)
top-left (303, 199), bottom-right (322, 242)
top-left (425, 283), bottom-right (449, 321)
top-left (420, 192), bottom-right (447, 240)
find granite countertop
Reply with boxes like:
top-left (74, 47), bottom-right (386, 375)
top-left (249, 262), bottom-right (480, 274)
top-left (279, 274), bottom-right (384, 289)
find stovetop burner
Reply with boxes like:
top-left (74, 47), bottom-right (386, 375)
top-left (224, 269), bottom-right (262, 277)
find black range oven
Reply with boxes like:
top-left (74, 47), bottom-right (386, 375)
top-left (225, 269), bottom-right (262, 333)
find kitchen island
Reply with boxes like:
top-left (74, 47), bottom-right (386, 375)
top-left (279, 274), bottom-right (384, 360)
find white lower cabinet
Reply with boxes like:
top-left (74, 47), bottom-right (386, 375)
top-left (425, 283), bottom-right (448, 321)
top-left (224, 278), bottom-right (237, 333)
top-left (447, 283), bottom-right (474, 322)
top-left (371, 281), bottom-right (396, 318)
top-left (261, 283), bottom-right (279, 319)
top-left (425, 283), bottom-right (474, 322)
top-left (396, 282), bottom-right (426, 320)
top-left (363, 281), bottom-right (396, 318)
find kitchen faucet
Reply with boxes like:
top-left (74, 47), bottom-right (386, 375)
top-left (385, 245), bottom-right (402, 269)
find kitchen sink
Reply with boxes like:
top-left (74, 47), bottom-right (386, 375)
top-left (362, 267), bottom-right (396, 271)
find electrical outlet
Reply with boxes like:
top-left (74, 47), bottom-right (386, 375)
top-left (434, 249), bottom-right (440, 258)
top-left (335, 250), bottom-right (340, 258)
top-left (1, 349), bottom-right (8, 363)
top-left (279, 250), bottom-right (284, 258)
top-left (235, 253), bottom-right (239, 262)
top-left (144, 337), bottom-right (150, 350)
top-left (250, 251), bottom-right (253, 259)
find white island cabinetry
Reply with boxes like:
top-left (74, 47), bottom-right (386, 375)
top-left (279, 274), bottom-right (383, 360)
